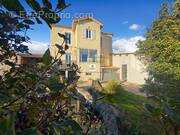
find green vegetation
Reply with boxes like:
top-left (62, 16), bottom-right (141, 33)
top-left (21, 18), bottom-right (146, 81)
top-left (0, 0), bottom-right (179, 134)
top-left (137, 1), bottom-right (180, 134)
top-left (104, 89), bottom-right (146, 113)
top-left (103, 80), bottom-right (123, 94)
top-left (0, 1), bottom-right (101, 135)
top-left (101, 81), bottom-right (162, 135)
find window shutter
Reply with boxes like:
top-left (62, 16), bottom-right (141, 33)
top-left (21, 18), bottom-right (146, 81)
top-left (90, 30), bottom-right (92, 39)
top-left (69, 33), bottom-right (71, 45)
top-left (83, 29), bottom-right (86, 39)
top-left (86, 29), bottom-right (91, 39)
top-left (93, 30), bottom-right (96, 40)
top-left (64, 32), bottom-right (67, 44)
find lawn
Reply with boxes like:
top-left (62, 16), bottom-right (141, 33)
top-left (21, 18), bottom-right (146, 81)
top-left (102, 90), bottom-right (162, 135)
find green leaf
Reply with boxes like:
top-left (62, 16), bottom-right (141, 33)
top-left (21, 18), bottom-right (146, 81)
top-left (25, 0), bottom-right (41, 12)
top-left (24, 24), bottom-right (30, 29)
top-left (55, 44), bottom-right (63, 50)
top-left (0, 113), bottom-right (15, 135)
top-left (59, 50), bottom-right (65, 55)
top-left (51, 119), bottom-right (83, 135)
top-left (2, 0), bottom-right (25, 15)
top-left (35, 17), bottom-right (42, 24)
top-left (64, 44), bottom-right (69, 50)
top-left (39, 7), bottom-right (60, 28)
top-left (51, 122), bottom-right (63, 135)
top-left (42, 0), bottom-right (52, 9)
top-left (60, 119), bottom-right (83, 135)
top-left (43, 48), bottom-right (52, 66)
top-left (48, 77), bottom-right (64, 91)
top-left (23, 19), bottom-right (35, 25)
top-left (56, 0), bottom-right (66, 9)
top-left (58, 33), bottom-right (65, 39)
top-left (19, 128), bottom-right (42, 135)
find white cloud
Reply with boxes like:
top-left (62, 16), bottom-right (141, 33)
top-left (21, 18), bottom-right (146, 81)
top-left (24, 41), bottom-right (49, 54)
top-left (129, 24), bottom-right (142, 31)
top-left (113, 36), bottom-right (145, 53)
top-left (121, 21), bottom-right (128, 25)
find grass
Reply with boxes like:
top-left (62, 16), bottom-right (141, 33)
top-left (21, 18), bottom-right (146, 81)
top-left (101, 88), bottom-right (162, 135)
top-left (103, 90), bottom-right (147, 122)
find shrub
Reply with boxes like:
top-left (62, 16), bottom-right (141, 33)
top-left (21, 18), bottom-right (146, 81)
top-left (104, 80), bottom-right (123, 94)
top-left (0, 1), bottom-right (102, 134)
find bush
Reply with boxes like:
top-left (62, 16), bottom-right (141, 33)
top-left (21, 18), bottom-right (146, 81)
top-left (0, 1), bottom-right (102, 134)
top-left (104, 80), bottom-right (123, 94)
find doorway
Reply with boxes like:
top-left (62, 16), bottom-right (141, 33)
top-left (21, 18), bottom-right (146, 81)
top-left (122, 64), bottom-right (127, 81)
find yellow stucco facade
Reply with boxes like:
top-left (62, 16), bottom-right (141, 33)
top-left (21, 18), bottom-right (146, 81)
top-left (50, 17), bottom-right (148, 84)
top-left (50, 17), bottom-right (113, 81)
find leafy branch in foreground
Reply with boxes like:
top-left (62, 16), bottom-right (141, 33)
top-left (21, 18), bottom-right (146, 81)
top-left (0, 0), bottom-right (102, 134)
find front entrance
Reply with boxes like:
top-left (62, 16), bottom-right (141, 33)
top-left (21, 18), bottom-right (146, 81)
top-left (122, 64), bottom-right (127, 81)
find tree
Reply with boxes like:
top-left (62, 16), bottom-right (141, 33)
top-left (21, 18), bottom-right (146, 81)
top-left (137, 1), bottom-right (180, 135)
top-left (0, 0), bottom-right (102, 134)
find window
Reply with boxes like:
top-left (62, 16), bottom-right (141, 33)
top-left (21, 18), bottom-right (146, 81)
top-left (122, 64), bottom-right (127, 81)
top-left (86, 72), bottom-right (92, 76)
top-left (85, 29), bottom-right (92, 39)
top-left (66, 53), bottom-right (71, 64)
top-left (80, 49), bottom-right (97, 62)
top-left (29, 58), bottom-right (42, 63)
top-left (65, 32), bottom-right (71, 44)
top-left (89, 49), bottom-right (97, 62)
top-left (80, 49), bottom-right (88, 62)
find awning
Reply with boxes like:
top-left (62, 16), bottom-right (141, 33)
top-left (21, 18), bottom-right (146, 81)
top-left (101, 66), bottom-right (120, 69)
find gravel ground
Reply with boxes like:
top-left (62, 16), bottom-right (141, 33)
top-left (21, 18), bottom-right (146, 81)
top-left (121, 82), bottom-right (146, 96)
top-left (77, 80), bottom-right (146, 96)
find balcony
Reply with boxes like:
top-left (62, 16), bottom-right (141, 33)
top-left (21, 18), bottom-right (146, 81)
top-left (59, 60), bottom-right (77, 71)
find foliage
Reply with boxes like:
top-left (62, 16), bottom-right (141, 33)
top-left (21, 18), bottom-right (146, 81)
top-left (137, 1), bottom-right (180, 135)
top-left (103, 89), bottom-right (162, 135)
top-left (103, 80), bottom-right (123, 94)
top-left (0, 113), bottom-right (16, 135)
top-left (0, 0), bottom-right (101, 135)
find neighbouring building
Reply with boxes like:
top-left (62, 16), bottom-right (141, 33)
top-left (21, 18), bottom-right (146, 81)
top-left (17, 53), bottom-right (43, 65)
top-left (0, 54), bottom-right (43, 76)
top-left (113, 53), bottom-right (148, 84)
top-left (50, 17), bottom-right (148, 84)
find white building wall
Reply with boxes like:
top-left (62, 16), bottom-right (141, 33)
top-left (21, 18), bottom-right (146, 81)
top-left (112, 53), bottom-right (148, 84)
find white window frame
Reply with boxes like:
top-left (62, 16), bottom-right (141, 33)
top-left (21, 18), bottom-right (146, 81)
top-left (66, 53), bottom-right (72, 64)
top-left (80, 49), bottom-right (88, 62)
top-left (65, 32), bottom-right (71, 45)
top-left (85, 29), bottom-right (93, 39)
top-left (79, 49), bottom-right (97, 63)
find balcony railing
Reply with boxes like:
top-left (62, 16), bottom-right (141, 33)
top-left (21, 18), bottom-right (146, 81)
top-left (59, 60), bottom-right (77, 70)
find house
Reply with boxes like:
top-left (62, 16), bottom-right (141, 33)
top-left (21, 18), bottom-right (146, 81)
top-left (50, 17), bottom-right (148, 84)
top-left (0, 54), bottom-right (43, 76)
top-left (50, 17), bottom-right (119, 81)
top-left (17, 53), bottom-right (43, 65)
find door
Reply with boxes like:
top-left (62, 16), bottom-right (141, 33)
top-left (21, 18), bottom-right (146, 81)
top-left (122, 64), bottom-right (127, 81)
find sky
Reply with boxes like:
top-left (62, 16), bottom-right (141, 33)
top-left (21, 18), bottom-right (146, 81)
top-left (24, 0), bottom-right (175, 54)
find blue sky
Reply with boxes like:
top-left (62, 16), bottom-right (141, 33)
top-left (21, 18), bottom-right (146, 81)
top-left (24, 0), bottom-right (174, 53)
